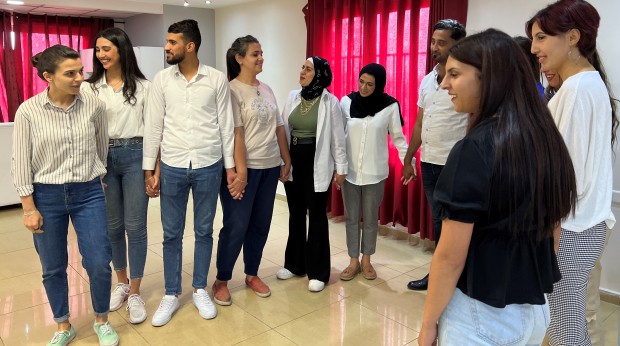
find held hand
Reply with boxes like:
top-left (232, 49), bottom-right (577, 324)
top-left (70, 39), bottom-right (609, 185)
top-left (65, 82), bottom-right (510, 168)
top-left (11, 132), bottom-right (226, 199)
top-left (401, 164), bottom-right (417, 185)
top-left (23, 210), bottom-right (44, 234)
top-left (417, 323), bottom-right (438, 346)
top-left (228, 177), bottom-right (247, 200)
top-left (279, 163), bottom-right (291, 183)
top-left (225, 168), bottom-right (237, 186)
top-left (146, 175), bottom-right (160, 198)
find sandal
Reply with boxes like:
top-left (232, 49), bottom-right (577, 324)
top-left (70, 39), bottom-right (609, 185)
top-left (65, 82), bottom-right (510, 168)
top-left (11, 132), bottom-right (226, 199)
top-left (340, 264), bottom-right (361, 281)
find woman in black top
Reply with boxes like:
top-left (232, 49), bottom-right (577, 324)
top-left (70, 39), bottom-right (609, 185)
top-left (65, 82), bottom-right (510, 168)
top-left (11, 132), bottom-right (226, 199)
top-left (417, 29), bottom-right (576, 346)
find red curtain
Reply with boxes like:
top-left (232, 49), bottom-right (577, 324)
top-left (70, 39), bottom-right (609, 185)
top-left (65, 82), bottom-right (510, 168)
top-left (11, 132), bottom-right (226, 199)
top-left (425, 0), bottom-right (468, 74)
top-left (0, 12), bottom-right (113, 122)
top-left (304, 0), bottom-right (437, 238)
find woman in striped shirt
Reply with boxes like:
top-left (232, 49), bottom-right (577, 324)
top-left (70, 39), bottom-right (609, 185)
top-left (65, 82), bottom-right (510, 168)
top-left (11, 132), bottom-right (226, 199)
top-left (11, 44), bottom-right (119, 346)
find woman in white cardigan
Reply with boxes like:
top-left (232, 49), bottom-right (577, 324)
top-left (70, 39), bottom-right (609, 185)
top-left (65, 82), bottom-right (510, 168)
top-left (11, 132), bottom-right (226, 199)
top-left (276, 56), bottom-right (347, 292)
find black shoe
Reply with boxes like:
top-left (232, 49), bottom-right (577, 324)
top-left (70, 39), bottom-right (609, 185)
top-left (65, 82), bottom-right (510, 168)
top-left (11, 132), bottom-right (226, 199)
top-left (407, 273), bottom-right (429, 291)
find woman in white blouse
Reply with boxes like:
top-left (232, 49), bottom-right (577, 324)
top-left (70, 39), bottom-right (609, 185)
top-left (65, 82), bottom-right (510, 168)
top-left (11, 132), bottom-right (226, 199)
top-left (12, 44), bottom-right (119, 346)
top-left (83, 27), bottom-right (152, 324)
top-left (339, 63), bottom-right (408, 281)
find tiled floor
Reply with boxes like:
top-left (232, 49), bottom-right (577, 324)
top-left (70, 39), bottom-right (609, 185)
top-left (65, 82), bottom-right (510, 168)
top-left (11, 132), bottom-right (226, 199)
top-left (0, 197), bottom-right (618, 345)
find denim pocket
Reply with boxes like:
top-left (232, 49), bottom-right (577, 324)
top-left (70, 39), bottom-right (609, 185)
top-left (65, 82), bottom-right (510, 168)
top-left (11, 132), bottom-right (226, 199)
top-left (468, 298), bottom-right (526, 345)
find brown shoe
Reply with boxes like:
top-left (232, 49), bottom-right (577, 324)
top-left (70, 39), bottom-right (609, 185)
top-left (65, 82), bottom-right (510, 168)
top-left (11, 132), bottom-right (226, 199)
top-left (245, 276), bottom-right (271, 298)
top-left (340, 265), bottom-right (361, 281)
top-left (212, 280), bottom-right (232, 306)
top-left (361, 263), bottom-right (377, 280)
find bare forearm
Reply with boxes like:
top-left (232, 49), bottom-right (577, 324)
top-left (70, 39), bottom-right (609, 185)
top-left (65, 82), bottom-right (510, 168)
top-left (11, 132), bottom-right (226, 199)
top-left (20, 195), bottom-right (36, 212)
top-left (404, 123), bottom-right (422, 165)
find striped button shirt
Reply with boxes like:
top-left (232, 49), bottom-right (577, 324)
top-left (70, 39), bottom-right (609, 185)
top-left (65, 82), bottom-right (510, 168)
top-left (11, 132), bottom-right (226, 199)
top-left (11, 89), bottom-right (108, 196)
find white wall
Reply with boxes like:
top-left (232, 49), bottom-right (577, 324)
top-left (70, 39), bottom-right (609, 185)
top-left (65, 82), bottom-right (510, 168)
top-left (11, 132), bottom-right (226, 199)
top-left (467, 0), bottom-right (620, 296)
top-left (214, 0), bottom-right (307, 196)
top-left (124, 5), bottom-right (216, 67)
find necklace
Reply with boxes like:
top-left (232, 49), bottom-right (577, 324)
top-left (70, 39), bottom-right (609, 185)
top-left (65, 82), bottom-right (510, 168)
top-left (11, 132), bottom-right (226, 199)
top-left (107, 78), bottom-right (123, 91)
top-left (255, 86), bottom-right (260, 96)
top-left (300, 97), bottom-right (319, 115)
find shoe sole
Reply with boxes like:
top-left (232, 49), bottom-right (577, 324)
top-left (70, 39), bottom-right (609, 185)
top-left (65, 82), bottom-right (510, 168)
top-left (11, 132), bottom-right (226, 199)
top-left (129, 313), bottom-right (148, 324)
top-left (213, 297), bottom-right (232, 306)
top-left (362, 273), bottom-right (377, 280)
top-left (109, 297), bottom-right (127, 312)
top-left (252, 290), bottom-right (271, 298)
top-left (195, 305), bottom-right (217, 320)
top-left (151, 306), bottom-right (179, 327)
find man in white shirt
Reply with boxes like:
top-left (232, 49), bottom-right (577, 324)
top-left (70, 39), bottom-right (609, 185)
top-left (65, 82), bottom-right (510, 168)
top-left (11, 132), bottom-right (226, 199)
top-left (402, 19), bottom-right (467, 291)
top-left (142, 19), bottom-right (236, 326)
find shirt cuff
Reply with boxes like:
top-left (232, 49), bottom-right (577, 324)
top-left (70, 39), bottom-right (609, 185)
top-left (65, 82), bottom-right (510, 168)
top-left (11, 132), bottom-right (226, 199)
top-left (16, 185), bottom-right (34, 197)
top-left (143, 157), bottom-right (158, 170)
top-left (335, 163), bottom-right (348, 175)
top-left (223, 156), bottom-right (235, 169)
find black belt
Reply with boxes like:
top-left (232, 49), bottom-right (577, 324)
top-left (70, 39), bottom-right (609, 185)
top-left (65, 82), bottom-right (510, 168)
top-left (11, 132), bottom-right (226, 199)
top-left (292, 136), bottom-right (315, 145)
top-left (108, 137), bottom-right (143, 147)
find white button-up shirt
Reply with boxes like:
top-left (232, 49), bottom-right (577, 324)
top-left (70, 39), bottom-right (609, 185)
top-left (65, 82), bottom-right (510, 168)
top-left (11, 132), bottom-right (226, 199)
top-left (341, 97), bottom-right (408, 185)
top-left (419, 65), bottom-right (468, 165)
top-left (143, 64), bottom-right (235, 170)
top-left (81, 75), bottom-right (150, 139)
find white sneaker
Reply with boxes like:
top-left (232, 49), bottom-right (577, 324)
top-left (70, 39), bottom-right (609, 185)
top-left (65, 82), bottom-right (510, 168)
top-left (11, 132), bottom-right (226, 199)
top-left (151, 295), bottom-right (179, 327)
top-left (193, 289), bottom-right (217, 320)
top-left (308, 279), bottom-right (325, 292)
top-left (109, 283), bottom-right (130, 311)
top-left (276, 268), bottom-right (295, 280)
top-left (126, 294), bottom-right (147, 324)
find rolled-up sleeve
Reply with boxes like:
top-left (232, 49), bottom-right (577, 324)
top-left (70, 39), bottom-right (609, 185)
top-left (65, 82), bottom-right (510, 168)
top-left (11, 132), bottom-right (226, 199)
top-left (11, 107), bottom-right (34, 196)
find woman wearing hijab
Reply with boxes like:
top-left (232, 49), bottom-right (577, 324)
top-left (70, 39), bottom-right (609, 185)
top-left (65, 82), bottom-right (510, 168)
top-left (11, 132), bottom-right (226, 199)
top-left (276, 56), bottom-right (347, 292)
top-left (339, 63), bottom-right (408, 281)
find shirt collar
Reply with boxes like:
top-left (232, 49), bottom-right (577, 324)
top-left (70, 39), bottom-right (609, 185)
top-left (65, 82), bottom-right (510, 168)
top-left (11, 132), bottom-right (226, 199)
top-left (39, 87), bottom-right (83, 109)
top-left (172, 63), bottom-right (209, 80)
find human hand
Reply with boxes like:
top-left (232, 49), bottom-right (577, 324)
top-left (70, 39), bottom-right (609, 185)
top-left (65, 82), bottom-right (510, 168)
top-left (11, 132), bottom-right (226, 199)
top-left (279, 162), bottom-right (291, 183)
top-left (332, 172), bottom-right (346, 190)
top-left (401, 164), bottom-right (417, 185)
top-left (417, 322), bottom-right (438, 346)
top-left (23, 209), bottom-right (44, 234)
top-left (228, 176), bottom-right (247, 200)
top-left (146, 175), bottom-right (160, 198)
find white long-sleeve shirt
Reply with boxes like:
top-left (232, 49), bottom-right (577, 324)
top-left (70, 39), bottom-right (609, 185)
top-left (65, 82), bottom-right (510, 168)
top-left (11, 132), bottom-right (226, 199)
top-left (548, 71), bottom-right (615, 231)
top-left (143, 64), bottom-right (235, 170)
top-left (81, 75), bottom-right (151, 139)
top-left (282, 89), bottom-right (347, 192)
top-left (341, 96), bottom-right (408, 185)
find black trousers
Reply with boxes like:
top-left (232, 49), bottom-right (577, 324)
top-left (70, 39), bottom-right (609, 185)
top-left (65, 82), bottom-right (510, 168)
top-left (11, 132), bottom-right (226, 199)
top-left (283, 142), bottom-right (331, 283)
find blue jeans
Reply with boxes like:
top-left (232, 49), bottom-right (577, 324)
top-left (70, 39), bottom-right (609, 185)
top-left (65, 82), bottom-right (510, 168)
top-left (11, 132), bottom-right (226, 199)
top-left (103, 143), bottom-right (149, 279)
top-left (439, 288), bottom-right (549, 346)
top-left (216, 166), bottom-right (280, 281)
top-left (160, 161), bottom-right (222, 295)
top-left (421, 162), bottom-right (444, 245)
top-left (33, 179), bottom-right (112, 323)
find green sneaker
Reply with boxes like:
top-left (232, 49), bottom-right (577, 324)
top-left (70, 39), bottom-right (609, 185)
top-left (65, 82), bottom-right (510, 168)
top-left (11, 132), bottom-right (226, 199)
top-left (47, 325), bottom-right (75, 346)
top-left (93, 321), bottom-right (119, 346)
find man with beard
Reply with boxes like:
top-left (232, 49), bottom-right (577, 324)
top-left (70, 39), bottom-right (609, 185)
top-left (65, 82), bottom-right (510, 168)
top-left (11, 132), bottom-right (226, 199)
top-left (143, 19), bottom-right (235, 326)
top-left (401, 19), bottom-right (467, 291)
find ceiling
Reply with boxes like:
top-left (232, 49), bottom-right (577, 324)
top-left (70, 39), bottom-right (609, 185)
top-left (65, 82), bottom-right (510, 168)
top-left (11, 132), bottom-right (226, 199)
top-left (0, 0), bottom-right (258, 19)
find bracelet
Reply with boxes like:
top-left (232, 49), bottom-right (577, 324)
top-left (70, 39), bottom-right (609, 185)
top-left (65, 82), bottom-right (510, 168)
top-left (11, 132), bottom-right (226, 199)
top-left (410, 157), bottom-right (417, 166)
top-left (145, 176), bottom-right (155, 182)
top-left (24, 209), bottom-right (37, 217)
top-left (235, 177), bottom-right (247, 183)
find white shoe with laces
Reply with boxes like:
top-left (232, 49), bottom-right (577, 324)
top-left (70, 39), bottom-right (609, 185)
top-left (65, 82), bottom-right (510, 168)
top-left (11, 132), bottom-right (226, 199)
top-left (192, 289), bottom-right (217, 320)
top-left (109, 283), bottom-right (130, 311)
top-left (126, 294), bottom-right (147, 324)
top-left (151, 295), bottom-right (179, 327)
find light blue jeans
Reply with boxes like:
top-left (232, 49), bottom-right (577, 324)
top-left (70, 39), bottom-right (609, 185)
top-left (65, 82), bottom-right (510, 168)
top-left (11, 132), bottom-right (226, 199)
top-left (160, 161), bottom-right (222, 295)
top-left (103, 143), bottom-right (149, 279)
top-left (439, 288), bottom-right (549, 346)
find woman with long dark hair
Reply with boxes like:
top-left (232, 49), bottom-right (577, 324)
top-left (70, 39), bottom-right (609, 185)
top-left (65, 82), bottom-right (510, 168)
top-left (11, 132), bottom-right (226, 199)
top-left (12, 44), bottom-right (119, 346)
top-left (527, 1), bottom-right (617, 344)
top-left (83, 27), bottom-right (153, 324)
top-left (211, 35), bottom-right (291, 305)
top-left (277, 56), bottom-right (347, 292)
top-left (417, 29), bottom-right (576, 345)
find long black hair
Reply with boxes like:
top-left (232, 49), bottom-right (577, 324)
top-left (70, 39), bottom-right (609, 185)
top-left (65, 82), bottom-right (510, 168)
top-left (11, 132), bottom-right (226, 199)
top-left (226, 35), bottom-right (259, 81)
top-left (449, 28), bottom-right (576, 239)
top-left (86, 27), bottom-right (146, 105)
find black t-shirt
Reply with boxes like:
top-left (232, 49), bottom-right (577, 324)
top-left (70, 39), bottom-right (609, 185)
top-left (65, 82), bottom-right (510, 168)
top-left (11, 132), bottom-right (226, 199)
top-left (434, 117), bottom-right (561, 308)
